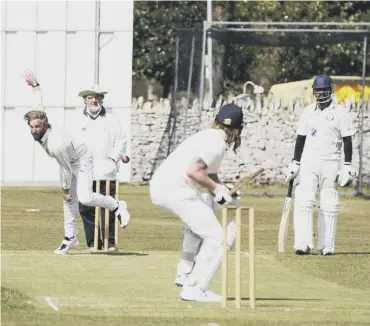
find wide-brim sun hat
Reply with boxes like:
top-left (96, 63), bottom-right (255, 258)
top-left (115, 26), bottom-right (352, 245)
top-left (78, 84), bottom-right (108, 97)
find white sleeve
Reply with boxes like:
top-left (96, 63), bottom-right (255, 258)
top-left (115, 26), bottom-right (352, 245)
top-left (107, 118), bottom-right (128, 162)
top-left (50, 142), bottom-right (72, 189)
top-left (296, 111), bottom-right (308, 136)
top-left (198, 140), bottom-right (220, 167)
top-left (340, 111), bottom-right (354, 137)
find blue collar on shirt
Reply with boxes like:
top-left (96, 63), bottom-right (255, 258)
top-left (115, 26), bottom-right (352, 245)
top-left (39, 128), bottom-right (51, 145)
top-left (83, 106), bottom-right (107, 120)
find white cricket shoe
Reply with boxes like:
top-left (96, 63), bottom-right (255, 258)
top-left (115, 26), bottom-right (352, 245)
top-left (175, 273), bottom-right (189, 287)
top-left (114, 201), bottom-right (130, 228)
top-left (180, 285), bottom-right (222, 302)
top-left (54, 236), bottom-right (79, 255)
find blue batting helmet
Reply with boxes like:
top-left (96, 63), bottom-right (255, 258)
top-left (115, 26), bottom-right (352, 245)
top-left (312, 75), bottom-right (334, 104)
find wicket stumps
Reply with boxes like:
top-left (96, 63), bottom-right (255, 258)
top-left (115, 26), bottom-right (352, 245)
top-left (93, 180), bottom-right (120, 252)
top-left (222, 206), bottom-right (255, 309)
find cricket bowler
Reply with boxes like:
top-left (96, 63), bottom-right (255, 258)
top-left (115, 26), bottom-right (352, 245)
top-left (23, 71), bottom-right (130, 254)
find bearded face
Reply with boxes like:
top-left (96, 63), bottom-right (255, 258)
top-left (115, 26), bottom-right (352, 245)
top-left (85, 94), bottom-right (103, 114)
top-left (29, 118), bottom-right (48, 141)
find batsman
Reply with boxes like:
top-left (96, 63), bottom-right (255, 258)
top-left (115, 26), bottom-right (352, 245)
top-left (284, 75), bottom-right (356, 256)
top-left (150, 103), bottom-right (244, 302)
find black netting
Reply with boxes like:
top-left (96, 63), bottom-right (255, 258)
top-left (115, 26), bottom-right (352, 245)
top-left (175, 29), bottom-right (204, 98)
top-left (208, 27), bottom-right (370, 47)
top-left (150, 25), bottom-right (369, 186)
top-left (149, 29), bottom-right (204, 177)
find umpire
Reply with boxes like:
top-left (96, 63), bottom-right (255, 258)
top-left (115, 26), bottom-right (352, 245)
top-left (76, 85), bottom-right (129, 251)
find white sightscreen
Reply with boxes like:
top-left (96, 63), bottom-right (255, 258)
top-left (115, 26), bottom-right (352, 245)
top-left (1, 1), bottom-right (133, 185)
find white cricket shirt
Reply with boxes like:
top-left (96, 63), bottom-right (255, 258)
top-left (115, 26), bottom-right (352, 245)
top-left (152, 128), bottom-right (228, 188)
top-left (39, 128), bottom-right (89, 189)
top-left (72, 108), bottom-right (127, 181)
top-left (297, 102), bottom-right (354, 162)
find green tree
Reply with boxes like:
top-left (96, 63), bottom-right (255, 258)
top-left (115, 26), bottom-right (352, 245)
top-left (133, 1), bottom-right (206, 96)
top-left (223, 1), bottom-right (369, 93)
top-left (132, 1), bottom-right (369, 98)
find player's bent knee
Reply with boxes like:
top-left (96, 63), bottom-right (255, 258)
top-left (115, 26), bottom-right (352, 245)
top-left (77, 191), bottom-right (94, 206)
top-left (320, 189), bottom-right (339, 212)
top-left (202, 236), bottom-right (222, 249)
top-left (78, 197), bottom-right (93, 206)
top-left (295, 184), bottom-right (315, 208)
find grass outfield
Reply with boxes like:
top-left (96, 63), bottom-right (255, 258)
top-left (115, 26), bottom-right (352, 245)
top-left (1, 185), bottom-right (370, 325)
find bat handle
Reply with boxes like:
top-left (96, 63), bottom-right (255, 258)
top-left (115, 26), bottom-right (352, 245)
top-left (287, 178), bottom-right (294, 198)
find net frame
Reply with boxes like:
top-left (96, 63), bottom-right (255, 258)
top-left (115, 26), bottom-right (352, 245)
top-left (171, 22), bottom-right (369, 194)
top-left (196, 21), bottom-right (369, 196)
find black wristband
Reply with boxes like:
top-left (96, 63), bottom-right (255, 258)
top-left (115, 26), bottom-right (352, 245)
top-left (293, 135), bottom-right (306, 162)
top-left (343, 136), bottom-right (352, 163)
top-left (32, 82), bottom-right (40, 88)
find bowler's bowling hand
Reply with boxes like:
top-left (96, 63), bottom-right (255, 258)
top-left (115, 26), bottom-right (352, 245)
top-left (23, 70), bottom-right (40, 88)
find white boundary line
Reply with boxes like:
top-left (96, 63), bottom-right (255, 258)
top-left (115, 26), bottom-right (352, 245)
top-left (44, 296), bottom-right (59, 311)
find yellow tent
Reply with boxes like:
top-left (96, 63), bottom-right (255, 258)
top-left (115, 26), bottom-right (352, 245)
top-left (267, 76), bottom-right (370, 107)
top-left (332, 76), bottom-right (370, 104)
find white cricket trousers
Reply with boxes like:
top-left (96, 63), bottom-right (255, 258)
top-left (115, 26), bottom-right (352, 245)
top-left (294, 159), bottom-right (340, 252)
top-left (177, 192), bottom-right (219, 275)
top-left (150, 181), bottom-right (224, 291)
top-left (62, 153), bottom-right (118, 238)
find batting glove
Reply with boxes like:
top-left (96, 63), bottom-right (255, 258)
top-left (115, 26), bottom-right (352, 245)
top-left (213, 184), bottom-right (233, 205)
top-left (224, 183), bottom-right (240, 202)
top-left (283, 160), bottom-right (300, 182)
top-left (337, 163), bottom-right (356, 187)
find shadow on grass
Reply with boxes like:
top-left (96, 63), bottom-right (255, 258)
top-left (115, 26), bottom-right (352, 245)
top-left (303, 252), bottom-right (370, 256)
top-left (286, 252), bottom-right (370, 257)
top-left (74, 252), bottom-right (149, 256)
top-left (227, 297), bottom-right (323, 302)
top-left (333, 252), bottom-right (370, 255)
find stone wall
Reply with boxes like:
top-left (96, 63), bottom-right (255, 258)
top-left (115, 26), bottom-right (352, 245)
top-left (130, 95), bottom-right (370, 185)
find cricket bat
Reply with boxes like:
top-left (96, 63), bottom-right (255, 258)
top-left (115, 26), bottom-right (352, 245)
top-left (230, 168), bottom-right (265, 194)
top-left (278, 178), bottom-right (294, 254)
top-left (210, 168), bottom-right (265, 204)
